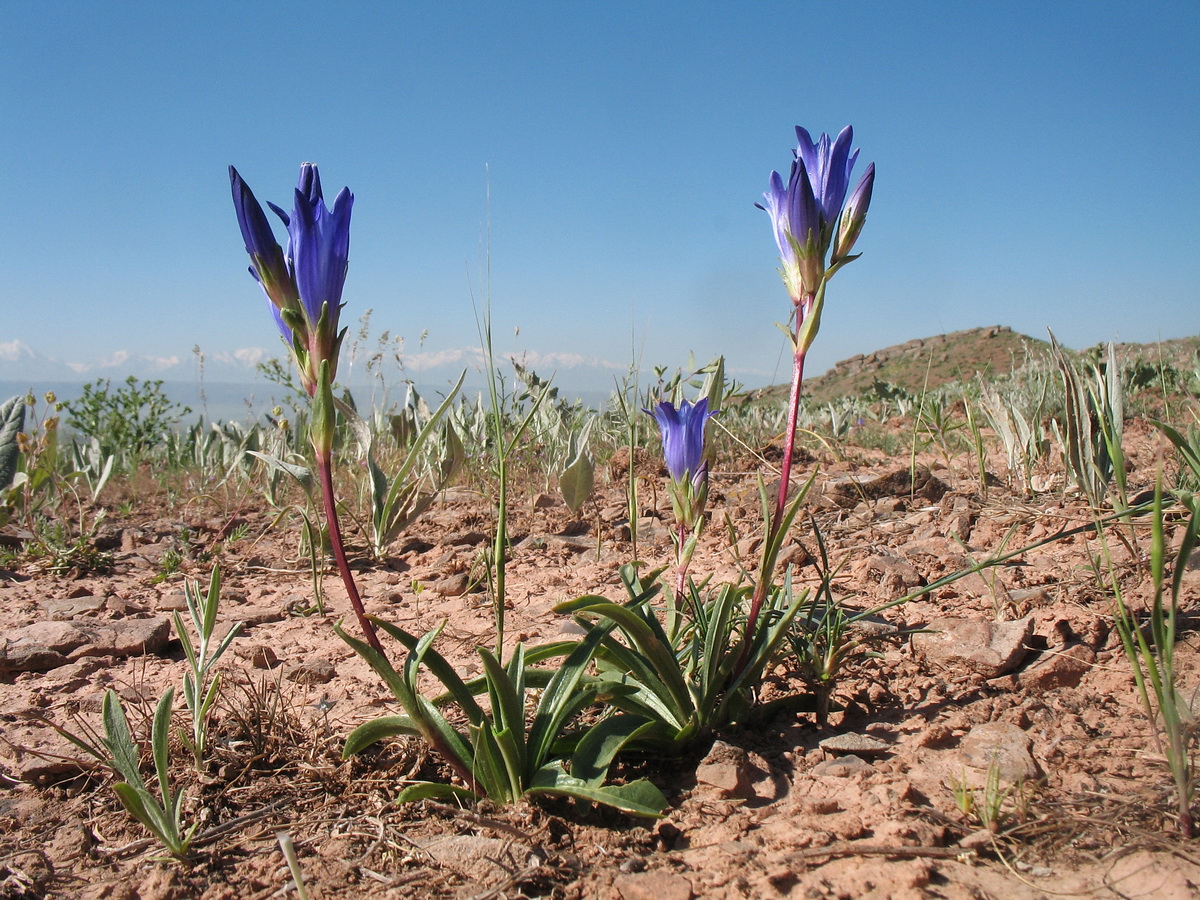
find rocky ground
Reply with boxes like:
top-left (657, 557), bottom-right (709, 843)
top-left (2, 416), bottom-right (1200, 899)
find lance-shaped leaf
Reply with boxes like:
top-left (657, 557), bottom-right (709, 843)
top-left (0, 396), bottom-right (25, 491)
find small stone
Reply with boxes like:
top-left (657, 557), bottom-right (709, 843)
top-left (157, 590), bottom-right (190, 611)
top-left (958, 722), bottom-right (1040, 781)
top-left (286, 658), bottom-right (336, 684)
top-left (236, 643), bottom-right (280, 669)
top-left (532, 492), bottom-right (559, 509)
top-left (863, 555), bottom-right (926, 594)
top-left (913, 615), bottom-right (1033, 678)
top-left (804, 797), bottom-right (841, 814)
top-left (819, 732), bottom-right (891, 757)
top-left (735, 536), bottom-right (762, 559)
top-left (694, 740), bottom-right (761, 799)
top-left (1019, 643), bottom-right (1095, 693)
top-left (434, 572), bottom-right (470, 597)
top-left (958, 828), bottom-right (994, 850)
top-left (811, 754), bottom-right (873, 777)
top-left (777, 541), bottom-right (811, 570)
top-left (447, 530), bottom-right (489, 547)
top-left (614, 871), bottom-right (694, 900)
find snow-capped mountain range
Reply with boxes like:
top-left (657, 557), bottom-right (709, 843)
top-left (0, 340), bottom-right (273, 382)
top-left (0, 340), bottom-right (629, 409)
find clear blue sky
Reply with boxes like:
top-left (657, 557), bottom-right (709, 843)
top-left (3, 1), bottom-right (1198, 390)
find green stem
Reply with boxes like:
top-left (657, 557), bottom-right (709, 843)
top-left (317, 455), bottom-right (384, 657)
top-left (493, 449), bottom-right (507, 657)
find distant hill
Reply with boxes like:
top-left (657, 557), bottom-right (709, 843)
top-left (744, 326), bottom-right (1200, 406)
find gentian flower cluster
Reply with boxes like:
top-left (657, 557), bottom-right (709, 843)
top-left (229, 164), bottom-right (354, 400)
top-left (739, 127), bottom-right (874, 664)
top-left (758, 126), bottom-right (874, 352)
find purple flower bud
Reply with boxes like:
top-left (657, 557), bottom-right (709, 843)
top-left (832, 163), bottom-right (874, 264)
top-left (229, 166), bottom-right (298, 335)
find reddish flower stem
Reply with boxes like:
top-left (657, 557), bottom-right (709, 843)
top-left (774, 347), bottom-right (808, 528)
top-left (317, 455), bottom-right (385, 657)
top-left (739, 345), bottom-right (807, 667)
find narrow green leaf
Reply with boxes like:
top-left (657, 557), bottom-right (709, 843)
top-left (343, 715), bottom-right (421, 758)
top-left (151, 688), bottom-right (175, 800)
top-left (571, 714), bottom-right (657, 787)
top-left (527, 764), bottom-right (667, 817)
top-left (478, 647), bottom-right (527, 776)
top-left (371, 618), bottom-right (486, 722)
top-left (527, 624), bottom-right (612, 766)
top-left (396, 781), bottom-right (478, 804)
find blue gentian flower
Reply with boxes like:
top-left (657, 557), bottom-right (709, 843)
top-left (229, 163), bottom-right (353, 394)
top-left (276, 163), bottom-right (354, 334)
top-left (648, 398), bottom-right (715, 534)
top-left (649, 398), bottom-right (712, 483)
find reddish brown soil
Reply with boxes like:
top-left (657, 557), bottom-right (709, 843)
top-left (2, 420), bottom-right (1199, 899)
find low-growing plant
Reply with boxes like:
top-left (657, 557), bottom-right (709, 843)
top-left (977, 380), bottom-right (1052, 495)
top-left (1106, 481), bottom-right (1199, 836)
top-left (23, 514), bottom-right (113, 575)
top-left (951, 761), bottom-right (1033, 834)
top-left (63, 376), bottom-right (191, 466)
top-left (786, 521), bottom-right (922, 725)
top-left (173, 565), bottom-right (243, 771)
top-left (1050, 333), bottom-right (1127, 510)
top-left (556, 562), bottom-right (808, 751)
top-left (337, 372), bottom-right (464, 561)
top-left (338, 619), bottom-right (668, 816)
top-left (58, 689), bottom-right (198, 859)
top-left (69, 437), bottom-right (117, 504)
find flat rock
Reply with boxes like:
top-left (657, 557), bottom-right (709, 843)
top-left (70, 618), bottom-right (171, 659)
top-left (819, 732), bottom-right (891, 756)
top-left (1, 617), bottom-right (171, 672)
top-left (286, 658), bottom-right (336, 684)
top-left (39, 594), bottom-right (106, 620)
top-left (3, 624), bottom-right (82, 671)
top-left (1019, 643), bottom-right (1095, 692)
top-left (0, 640), bottom-right (69, 673)
top-left (912, 615), bottom-right (1033, 678)
top-left (412, 833), bottom-right (531, 885)
top-left (957, 722), bottom-right (1040, 781)
top-left (614, 871), bottom-right (694, 900)
top-left (822, 465), bottom-right (949, 508)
